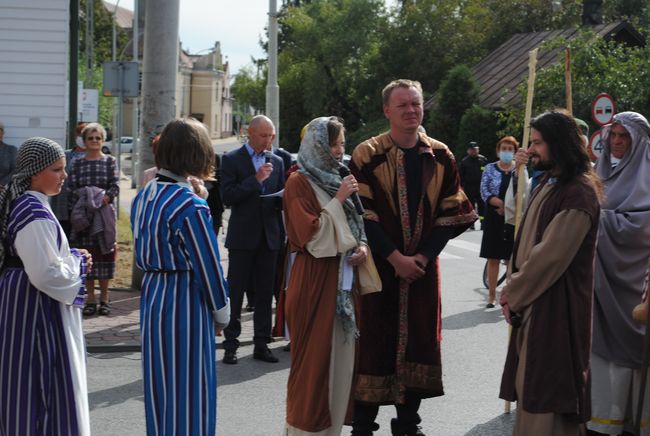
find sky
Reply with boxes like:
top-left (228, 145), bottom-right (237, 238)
top-left (117, 0), bottom-right (395, 77)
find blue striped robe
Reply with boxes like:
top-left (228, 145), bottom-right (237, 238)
top-left (0, 193), bottom-right (88, 436)
top-left (131, 180), bottom-right (229, 436)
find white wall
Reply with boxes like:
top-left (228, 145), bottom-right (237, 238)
top-left (0, 0), bottom-right (69, 148)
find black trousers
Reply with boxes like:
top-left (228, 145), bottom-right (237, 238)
top-left (465, 186), bottom-right (485, 221)
top-left (352, 393), bottom-right (422, 434)
top-left (223, 244), bottom-right (279, 350)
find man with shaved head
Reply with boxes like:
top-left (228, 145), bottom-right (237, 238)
top-left (220, 115), bottom-right (285, 364)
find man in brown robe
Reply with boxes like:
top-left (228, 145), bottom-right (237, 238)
top-left (349, 79), bottom-right (476, 436)
top-left (499, 110), bottom-right (602, 435)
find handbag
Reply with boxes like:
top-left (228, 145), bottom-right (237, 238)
top-left (358, 248), bottom-right (381, 295)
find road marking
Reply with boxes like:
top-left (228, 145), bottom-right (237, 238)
top-left (446, 239), bottom-right (481, 253)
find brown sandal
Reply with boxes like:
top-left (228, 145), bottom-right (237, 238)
top-left (98, 301), bottom-right (111, 316)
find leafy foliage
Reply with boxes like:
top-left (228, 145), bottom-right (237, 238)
top-left (231, 66), bottom-right (267, 119)
top-left (457, 105), bottom-right (502, 162)
top-left (426, 65), bottom-right (479, 150)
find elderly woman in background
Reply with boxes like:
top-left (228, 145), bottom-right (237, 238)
top-left (283, 116), bottom-right (373, 435)
top-left (479, 136), bottom-right (519, 308)
top-left (68, 122), bottom-right (119, 316)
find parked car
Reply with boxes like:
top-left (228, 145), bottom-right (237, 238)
top-left (102, 136), bottom-right (136, 154)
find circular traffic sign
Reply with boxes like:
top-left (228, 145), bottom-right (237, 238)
top-left (591, 93), bottom-right (616, 126)
top-left (588, 129), bottom-right (603, 161)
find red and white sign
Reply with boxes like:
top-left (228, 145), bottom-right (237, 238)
top-left (588, 129), bottom-right (603, 161)
top-left (591, 93), bottom-right (616, 126)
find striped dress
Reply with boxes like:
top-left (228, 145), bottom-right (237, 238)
top-left (0, 192), bottom-right (89, 436)
top-left (131, 176), bottom-right (230, 436)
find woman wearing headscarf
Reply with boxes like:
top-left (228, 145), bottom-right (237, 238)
top-left (0, 138), bottom-right (92, 436)
top-left (283, 116), bottom-right (373, 435)
top-left (588, 112), bottom-right (650, 435)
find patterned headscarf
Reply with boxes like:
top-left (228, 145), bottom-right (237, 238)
top-left (0, 137), bottom-right (65, 266)
top-left (297, 116), bottom-right (366, 338)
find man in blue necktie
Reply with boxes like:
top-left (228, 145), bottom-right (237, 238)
top-left (220, 115), bottom-right (285, 364)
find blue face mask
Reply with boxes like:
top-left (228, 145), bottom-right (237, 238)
top-left (499, 150), bottom-right (514, 164)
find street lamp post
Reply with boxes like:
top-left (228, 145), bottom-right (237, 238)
top-left (266, 0), bottom-right (280, 148)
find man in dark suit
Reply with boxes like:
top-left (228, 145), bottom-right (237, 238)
top-left (221, 115), bottom-right (285, 364)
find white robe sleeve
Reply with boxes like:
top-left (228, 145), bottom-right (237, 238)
top-left (14, 219), bottom-right (83, 305)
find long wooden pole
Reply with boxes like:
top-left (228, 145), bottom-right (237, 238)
top-left (506, 48), bottom-right (538, 415)
top-left (565, 48), bottom-right (573, 115)
top-left (514, 48), bottom-right (538, 234)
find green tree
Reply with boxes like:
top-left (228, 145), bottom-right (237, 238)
top-left (458, 105), bottom-right (501, 161)
top-left (231, 65), bottom-right (267, 119)
top-left (276, 0), bottom-right (387, 148)
top-left (426, 65), bottom-right (480, 150)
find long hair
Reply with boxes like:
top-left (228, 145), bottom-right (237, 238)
top-left (530, 110), bottom-right (603, 201)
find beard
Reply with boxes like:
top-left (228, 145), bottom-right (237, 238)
top-left (532, 157), bottom-right (553, 171)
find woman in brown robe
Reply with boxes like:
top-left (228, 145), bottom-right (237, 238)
top-left (283, 116), bottom-right (368, 435)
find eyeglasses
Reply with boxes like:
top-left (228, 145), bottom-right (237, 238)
top-left (86, 136), bottom-right (102, 141)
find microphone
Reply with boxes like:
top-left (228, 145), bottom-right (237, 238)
top-left (264, 151), bottom-right (272, 164)
top-left (338, 166), bottom-right (364, 215)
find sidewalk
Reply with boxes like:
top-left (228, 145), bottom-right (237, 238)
top-left (83, 136), bottom-right (257, 353)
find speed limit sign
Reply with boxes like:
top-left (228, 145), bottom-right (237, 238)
top-left (589, 129), bottom-right (603, 161)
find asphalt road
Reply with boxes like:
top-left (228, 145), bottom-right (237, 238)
top-left (87, 228), bottom-right (517, 436)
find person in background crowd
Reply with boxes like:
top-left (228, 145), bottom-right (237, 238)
top-left (350, 79), bottom-right (476, 436)
top-left (500, 110), bottom-right (602, 435)
top-left (51, 122), bottom-right (88, 236)
top-left (220, 115), bottom-right (285, 365)
top-left (460, 142), bottom-right (487, 230)
top-left (0, 137), bottom-right (92, 436)
top-left (68, 123), bottom-right (119, 317)
top-left (131, 117), bottom-right (230, 436)
top-left (283, 116), bottom-right (373, 435)
top-left (587, 112), bottom-right (650, 435)
top-left (0, 121), bottom-right (17, 186)
top-left (479, 136), bottom-right (519, 308)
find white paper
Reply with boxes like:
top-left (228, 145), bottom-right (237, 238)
top-left (342, 257), bottom-right (354, 291)
top-left (260, 189), bottom-right (284, 198)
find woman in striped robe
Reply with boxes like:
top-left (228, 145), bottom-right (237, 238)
top-left (131, 118), bottom-right (230, 436)
top-left (0, 138), bottom-right (92, 436)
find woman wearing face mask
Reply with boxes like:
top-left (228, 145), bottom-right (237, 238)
top-left (479, 136), bottom-right (519, 308)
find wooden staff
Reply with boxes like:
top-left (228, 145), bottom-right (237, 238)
top-left (506, 47), bottom-right (538, 415)
top-left (514, 48), bottom-right (538, 234)
top-left (565, 48), bottom-right (573, 116)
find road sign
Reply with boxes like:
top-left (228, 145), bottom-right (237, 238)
top-left (591, 93), bottom-right (616, 126)
top-left (103, 61), bottom-right (139, 97)
top-left (79, 89), bottom-right (98, 122)
top-left (589, 129), bottom-right (603, 161)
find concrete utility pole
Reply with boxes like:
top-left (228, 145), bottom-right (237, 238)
top-left (266, 0), bottom-right (280, 148)
top-left (138, 0), bottom-right (179, 185)
top-left (131, 0), bottom-right (139, 189)
top-left (132, 0), bottom-right (180, 289)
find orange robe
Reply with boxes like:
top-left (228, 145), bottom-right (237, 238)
top-left (283, 172), bottom-right (355, 433)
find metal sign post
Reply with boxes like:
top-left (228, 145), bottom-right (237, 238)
top-left (103, 61), bottom-right (139, 217)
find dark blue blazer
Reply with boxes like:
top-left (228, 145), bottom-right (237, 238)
top-left (221, 145), bottom-right (285, 251)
